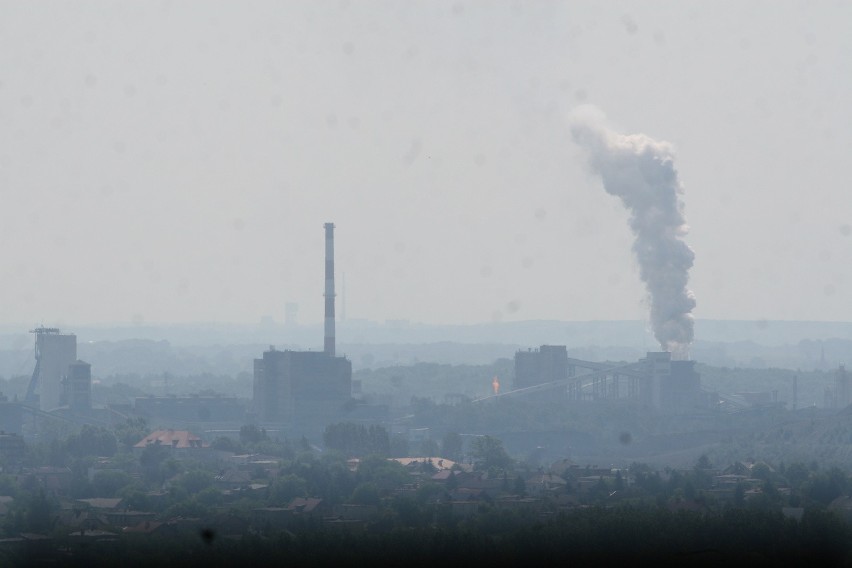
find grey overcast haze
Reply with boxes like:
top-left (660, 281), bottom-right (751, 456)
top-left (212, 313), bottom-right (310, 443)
top-left (1, 1), bottom-right (850, 329)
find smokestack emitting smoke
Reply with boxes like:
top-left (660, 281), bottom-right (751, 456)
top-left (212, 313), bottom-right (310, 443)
top-left (569, 107), bottom-right (696, 358)
top-left (324, 222), bottom-right (336, 357)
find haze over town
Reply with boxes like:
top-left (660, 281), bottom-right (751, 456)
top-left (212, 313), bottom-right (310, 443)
top-left (2, 2), bottom-right (852, 566)
top-left (1, 1), bottom-right (850, 327)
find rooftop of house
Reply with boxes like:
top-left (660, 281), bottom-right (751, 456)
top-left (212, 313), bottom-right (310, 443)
top-left (216, 469), bottom-right (252, 483)
top-left (392, 457), bottom-right (469, 471)
top-left (76, 498), bottom-right (123, 510)
top-left (134, 430), bottom-right (206, 449)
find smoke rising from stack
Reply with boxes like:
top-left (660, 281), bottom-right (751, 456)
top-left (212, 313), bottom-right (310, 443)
top-left (569, 106), bottom-right (696, 358)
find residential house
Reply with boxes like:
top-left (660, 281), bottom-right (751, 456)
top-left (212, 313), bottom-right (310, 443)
top-left (215, 469), bottom-right (252, 491)
top-left (133, 430), bottom-right (210, 458)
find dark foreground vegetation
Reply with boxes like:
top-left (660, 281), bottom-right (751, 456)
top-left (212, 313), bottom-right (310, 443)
top-left (5, 506), bottom-right (849, 567)
top-left (6, 395), bottom-right (852, 566)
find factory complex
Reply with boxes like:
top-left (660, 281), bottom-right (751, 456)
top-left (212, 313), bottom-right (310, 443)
top-left (1, 223), bottom-right (717, 444)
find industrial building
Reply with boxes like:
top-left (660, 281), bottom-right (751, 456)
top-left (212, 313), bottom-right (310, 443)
top-left (0, 329), bottom-right (97, 437)
top-left (20, 328), bottom-right (94, 416)
top-left (252, 223), bottom-right (352, 429)
top-left (825, 365), bottom-right (851, 409)
top-left (66, 360), bottom-right (92, 412)
top-left (514, 345), bottom-right (570, 389)
top-left (28, 327), bottom-right (77, 411)
top-left (508, 345), bottom-right (703, 411)
top-left (642, 351), bottom-right (702, 409)
top-left (253, 349), bottom-right (351, 423)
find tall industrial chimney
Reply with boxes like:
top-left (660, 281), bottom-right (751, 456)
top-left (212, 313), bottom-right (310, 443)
top-left (324, 222), bottom-right (336, 357)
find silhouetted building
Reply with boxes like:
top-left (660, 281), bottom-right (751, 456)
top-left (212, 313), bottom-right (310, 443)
top-left (67, 360), bottom-right (92, 412)
top-left (835, 365), bottom-right (850, 409)
top-left (253, 348), bottom-right (351, 424)
top-left (252, 222), bottom-right (352, 430)
top-left (35, 330), bottom-right (76, 411)
top-left (509, 346), bottom-right (702, 411)
top-left (642, 351), bottom-right (701, 409)
top-left (514, 345), bottom-right (569, 389)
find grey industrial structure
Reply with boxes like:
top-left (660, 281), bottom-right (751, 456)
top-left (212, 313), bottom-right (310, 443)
top-left (0, 328), bottom-right (100, 437)
top-left (66, 360), bottom-right (92, 412)
top-left (252, 223), bottom-right (352, 430)
top-left (8, 223), bottom-right (351, 436)
top-left (253, 349), bottom-right (351, 423)
top-left (511, 346), bottom-right (703, 411)
top-left (514, 345), bottom-right (570, 389)
top-left (26, 327), bottom-right (92, 413)
top-left (826, 365), bottom-right (851, 409)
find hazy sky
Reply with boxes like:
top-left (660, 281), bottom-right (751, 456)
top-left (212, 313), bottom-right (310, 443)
top-left (1, 1), bottom-right (850, 327)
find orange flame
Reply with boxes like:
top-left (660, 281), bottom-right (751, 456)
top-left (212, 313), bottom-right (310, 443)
top-left (492, 376), bottom-right (500, 395)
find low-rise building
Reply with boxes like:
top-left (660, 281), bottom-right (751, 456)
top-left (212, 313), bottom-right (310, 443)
top-left (133, 430), bottom-right (209, 458)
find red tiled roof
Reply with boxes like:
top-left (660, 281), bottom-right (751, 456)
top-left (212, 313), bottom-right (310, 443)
top-left (134, 430), bottom-right (206, 449)
top-left (392, 457), bottom-right (459, 470)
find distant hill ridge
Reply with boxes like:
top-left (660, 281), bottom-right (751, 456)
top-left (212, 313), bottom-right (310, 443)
top-left (0, 320), bottom-right (851, 380)
top-left (3, 319), bottom-right (852, 348)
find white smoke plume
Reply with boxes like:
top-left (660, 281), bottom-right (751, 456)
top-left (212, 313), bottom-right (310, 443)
top-left (569, 106), bottom-right (696, 358)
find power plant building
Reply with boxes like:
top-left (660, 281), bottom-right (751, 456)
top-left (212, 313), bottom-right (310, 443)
top-left (835, 365), bottom-right (850, 409)
top-left (512, 345), bottom-right (702, 411)
top-left (67, 360), bottom-right (92, 412)
top-left (641, 351), bottom-right (701, 409)
top-left (514, 345), bottom-right (570, 389)
top-left (33, 329), bottom-right (77, 411)
top-left (253, 349), bottom-right (351, 423)
top-left (252, 223), bottom-right (352, 429)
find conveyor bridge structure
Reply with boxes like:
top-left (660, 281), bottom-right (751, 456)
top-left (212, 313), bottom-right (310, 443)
top-left (473, 357), bottom-right (649, 404)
